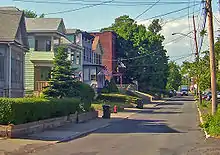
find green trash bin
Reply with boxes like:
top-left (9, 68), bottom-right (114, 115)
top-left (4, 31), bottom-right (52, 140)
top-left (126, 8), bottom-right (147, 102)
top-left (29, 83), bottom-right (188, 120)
top-left (136, 99), bottom-right (144, 109)
top-left (102, 105), bottom-right (111, 119)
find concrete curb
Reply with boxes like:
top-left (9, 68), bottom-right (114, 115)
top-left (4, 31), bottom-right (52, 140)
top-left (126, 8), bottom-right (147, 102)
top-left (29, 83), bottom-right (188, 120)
top-left (195, 102), bottom-right (211, 139)
top-left (57, 112), bottom-right (136, 143)
top-left (57, 123), bottom-right (111, 143)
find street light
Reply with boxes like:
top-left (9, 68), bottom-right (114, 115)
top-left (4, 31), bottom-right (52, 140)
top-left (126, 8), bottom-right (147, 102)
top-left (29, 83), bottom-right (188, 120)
top-left (171, 32), bottom-right (194, 40)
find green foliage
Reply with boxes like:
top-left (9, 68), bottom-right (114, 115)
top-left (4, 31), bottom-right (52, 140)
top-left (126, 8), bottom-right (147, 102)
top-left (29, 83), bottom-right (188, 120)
top-left (203, 110), bottom-right (220, 136)
top-left (102, 15), bottom-right (168, 93)
top-left (166, 61), bottom-right (182, 90)
top-left (108, 78), bottom-right (119, 93)
top-left (24, 10), bottom-right (44, 18)
top-left (148, 19), bottom-right (162, 34)
top-left (97, 93), bottom-right (140, 105)
top-left (43, 46), bottom-right (76, 98)
top-left (0, 98), bottom-right (80, 125)
top-left (181, 41), bottom-right (220, 91)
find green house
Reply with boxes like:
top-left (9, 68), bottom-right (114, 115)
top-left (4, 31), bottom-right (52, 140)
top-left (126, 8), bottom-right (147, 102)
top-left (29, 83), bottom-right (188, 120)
top-left (25, 18), bottom-right (67, 94)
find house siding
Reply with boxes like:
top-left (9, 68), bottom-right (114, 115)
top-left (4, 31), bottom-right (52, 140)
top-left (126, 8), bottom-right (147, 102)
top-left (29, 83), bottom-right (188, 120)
top-left (0, 44), bottom-right (7, 97)
top-left (25, 52), bottom-right (35, 93)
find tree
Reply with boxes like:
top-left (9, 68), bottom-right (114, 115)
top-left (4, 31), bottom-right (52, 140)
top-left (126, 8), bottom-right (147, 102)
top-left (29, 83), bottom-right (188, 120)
top-left (24, 10), bottom-right (44, 18)
top-left (43, 46), bottom-right (74, 98)
top-left (102, 15), bottom-right (168, 93)
top-left (166, 61), bottom-right (182, 90)
top-left (148, 19), bottom-right (162, 34)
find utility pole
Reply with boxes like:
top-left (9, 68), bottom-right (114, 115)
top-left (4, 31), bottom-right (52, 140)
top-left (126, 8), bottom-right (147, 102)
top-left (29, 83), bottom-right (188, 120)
top-left (206, 0), bottom-right (217, 115)
top-left (192, 15), bottom-right (200, 98)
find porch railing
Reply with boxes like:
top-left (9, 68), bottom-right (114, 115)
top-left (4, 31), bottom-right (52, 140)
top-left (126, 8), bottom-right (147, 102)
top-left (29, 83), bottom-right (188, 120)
top-left (35, 81), bottom-right (49, 91)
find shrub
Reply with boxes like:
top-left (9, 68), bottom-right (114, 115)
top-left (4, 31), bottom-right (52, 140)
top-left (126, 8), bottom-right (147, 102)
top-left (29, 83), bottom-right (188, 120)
top-left (97, 93), bottom-right (140, 104)
top-left (108, 78), bottom-right (119, 93)
top-left (67, 81), bottom-right (95, 112)
top-left (0, 98), bottom-right (80, 125)
top-left (202, 108), bottom-right (220, 136)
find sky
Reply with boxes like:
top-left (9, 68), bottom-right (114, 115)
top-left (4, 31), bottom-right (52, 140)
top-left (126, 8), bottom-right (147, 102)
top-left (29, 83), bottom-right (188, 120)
top-left (1, 0), bottom-right (220, 64)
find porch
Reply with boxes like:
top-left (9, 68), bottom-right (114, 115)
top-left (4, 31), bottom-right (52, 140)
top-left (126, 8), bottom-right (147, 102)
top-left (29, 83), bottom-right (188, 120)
top-left (34, 66), bottom-right (51, 91)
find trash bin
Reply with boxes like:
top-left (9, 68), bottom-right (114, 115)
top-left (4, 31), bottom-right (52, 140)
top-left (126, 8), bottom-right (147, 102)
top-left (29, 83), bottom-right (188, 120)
top-left (102, 105), bottom-right (111, 119)
top-left (136, 99), bottom-right (144, 109)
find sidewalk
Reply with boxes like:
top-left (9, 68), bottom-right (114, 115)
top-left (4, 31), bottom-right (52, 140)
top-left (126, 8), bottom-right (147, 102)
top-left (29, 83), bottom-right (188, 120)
top-left (0, 111), bottom-right (136, 155)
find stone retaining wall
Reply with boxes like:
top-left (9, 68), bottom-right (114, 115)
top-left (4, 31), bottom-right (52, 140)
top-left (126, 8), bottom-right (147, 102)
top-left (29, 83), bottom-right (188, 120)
top-left (0, 111), bottom-right (98, 138)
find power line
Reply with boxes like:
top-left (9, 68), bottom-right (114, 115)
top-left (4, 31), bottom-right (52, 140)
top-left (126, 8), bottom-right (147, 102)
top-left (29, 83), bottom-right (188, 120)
top-left (43, 0), bottom-right (114, 15)
top-left (134, 0), bottom-right (161, 20)
top-left (13, 0), bottom-right (201, 6)
top-left (139, 3), bottom-right (200, 22)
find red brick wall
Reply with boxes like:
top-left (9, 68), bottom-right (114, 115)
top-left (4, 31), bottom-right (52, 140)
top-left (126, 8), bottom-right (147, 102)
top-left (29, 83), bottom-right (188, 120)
top-left (91, 31), bottom-right (117, 77)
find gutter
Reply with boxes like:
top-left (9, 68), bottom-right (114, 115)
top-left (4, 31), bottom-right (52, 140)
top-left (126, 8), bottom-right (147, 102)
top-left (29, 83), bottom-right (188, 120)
top-left (7, 42), bottom-right (13, 98)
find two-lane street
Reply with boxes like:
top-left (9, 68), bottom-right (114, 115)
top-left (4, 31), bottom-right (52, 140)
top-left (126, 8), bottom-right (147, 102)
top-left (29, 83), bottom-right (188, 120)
top-left (27, 96), bottom-right (220, 155)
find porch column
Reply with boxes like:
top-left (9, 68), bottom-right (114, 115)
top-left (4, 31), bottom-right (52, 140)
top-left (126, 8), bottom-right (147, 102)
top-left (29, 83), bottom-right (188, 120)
top-left (51, 36), bottom-right (54, 52)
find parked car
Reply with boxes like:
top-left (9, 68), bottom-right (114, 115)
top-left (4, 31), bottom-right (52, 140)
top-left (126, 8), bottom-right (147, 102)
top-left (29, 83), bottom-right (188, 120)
top-left (202, 91), bottom-right (220, 101)
top-left (168, 90), bottom-right (176, 97)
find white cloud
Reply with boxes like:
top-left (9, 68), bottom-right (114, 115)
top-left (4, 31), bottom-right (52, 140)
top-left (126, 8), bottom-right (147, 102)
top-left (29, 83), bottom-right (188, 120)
top-left (137, 13), bottom-right (220, 65)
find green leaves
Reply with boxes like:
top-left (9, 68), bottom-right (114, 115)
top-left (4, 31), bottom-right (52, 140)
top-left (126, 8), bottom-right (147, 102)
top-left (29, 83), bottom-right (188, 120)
top-left (103, 15), bottom-right (168, 93)
top-left (44, 46), bottom-right (75, 98)
top-left (166, 61), bottom-right (182, 90)
top-left (0, 98), bottom-right (80, 125)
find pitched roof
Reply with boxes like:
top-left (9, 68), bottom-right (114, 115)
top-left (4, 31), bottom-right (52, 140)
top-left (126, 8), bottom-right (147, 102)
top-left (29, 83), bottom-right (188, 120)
top-left (25, 18), bottom-right (63, 33)
top-left (92, 36), bottom-right (100, 51)
top-left (0, 7), bottom-right (23, 42)
top-left (66, 29), bottom-right (80, 34)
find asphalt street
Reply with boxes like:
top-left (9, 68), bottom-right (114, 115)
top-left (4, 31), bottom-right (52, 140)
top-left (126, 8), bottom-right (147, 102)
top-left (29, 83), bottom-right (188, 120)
top-left (14, 96), bottom-right (220, 155)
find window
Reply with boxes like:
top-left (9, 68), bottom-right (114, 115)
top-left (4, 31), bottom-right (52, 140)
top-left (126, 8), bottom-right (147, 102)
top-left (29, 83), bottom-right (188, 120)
top-left (83, 49), bottom-right (86, 61)
top-left (0, 51), bottom-right (4, 80)
top-left (93, 53), bottom-right (96, 64)
top-left (96, 54), bottom-right (98, 64)
top-left (11, 53), bottom-right (22, 83)
top-left (35, 39), bottom-right (38, 51)
top-left (76, 52), bottom-right (80, 65)
top-left (91, 75), bottom-right (96, 81)
top-left (46, 40), bottom-right (51, 51)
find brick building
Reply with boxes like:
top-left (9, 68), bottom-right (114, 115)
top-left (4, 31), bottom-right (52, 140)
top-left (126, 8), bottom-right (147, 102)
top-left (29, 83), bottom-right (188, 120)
top-left (90, 31), bottom-right (117, 80)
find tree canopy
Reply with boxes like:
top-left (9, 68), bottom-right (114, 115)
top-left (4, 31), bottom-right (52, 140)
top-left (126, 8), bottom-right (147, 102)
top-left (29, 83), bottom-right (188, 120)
top-left (180, 41), bottom-right (220, 92)
top-left (24, 10), bottom-right (45, 18)
top-left (166, 61), bottom-right (182, 91)
top-left (102, 15), bottom-right (168, 93)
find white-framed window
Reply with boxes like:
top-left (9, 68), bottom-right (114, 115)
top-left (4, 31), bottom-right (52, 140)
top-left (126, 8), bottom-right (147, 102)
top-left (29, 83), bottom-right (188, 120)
top-left (76, 52), bottom-right (80, 65)
top-left (0, 50), bottom-right (5, 80)
top-left (11, 53), bottom-right (22, 83)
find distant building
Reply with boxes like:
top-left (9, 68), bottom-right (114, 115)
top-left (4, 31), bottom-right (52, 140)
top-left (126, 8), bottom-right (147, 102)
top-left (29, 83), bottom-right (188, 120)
top-left (66, 29), bottom-right (104, 86)
top-left (90, 31), bottom-right (117, 80)
top-left (0, 7), bottom-right (29, 97)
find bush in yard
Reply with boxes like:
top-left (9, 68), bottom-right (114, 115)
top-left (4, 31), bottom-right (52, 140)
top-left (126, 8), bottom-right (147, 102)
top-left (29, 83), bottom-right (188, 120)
top-left (0, 98), bottom-right (80, 125)
top-left (108, 78), bottom-right (119, 93)
top-left (43, 46), bottom-right (77, 98)
top-left (97, 93), bottom-right (140, 104)
top-left (67, 81), bottom-right (95, 112)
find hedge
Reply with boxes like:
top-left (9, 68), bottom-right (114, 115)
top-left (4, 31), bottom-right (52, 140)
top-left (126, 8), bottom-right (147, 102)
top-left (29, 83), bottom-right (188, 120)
top-left (0, 98), bottom-right (80, 125)
top-left (97, 93), bottom-right (140, 104)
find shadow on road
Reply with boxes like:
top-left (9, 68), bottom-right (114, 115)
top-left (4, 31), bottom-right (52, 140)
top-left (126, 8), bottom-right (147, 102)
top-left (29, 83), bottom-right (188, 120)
top-left (95, 119), bottom-right (182, 134)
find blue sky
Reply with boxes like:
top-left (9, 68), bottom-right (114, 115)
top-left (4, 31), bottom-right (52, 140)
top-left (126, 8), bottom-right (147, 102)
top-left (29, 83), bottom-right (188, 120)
top-left (1, 0), bottom-right (218, 30)
top-left (1, 0), bottom-right (220, 63)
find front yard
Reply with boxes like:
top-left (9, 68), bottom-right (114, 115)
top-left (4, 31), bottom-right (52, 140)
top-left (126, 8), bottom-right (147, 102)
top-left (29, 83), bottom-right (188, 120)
top-left (92, 93), bottom-right (141, 112)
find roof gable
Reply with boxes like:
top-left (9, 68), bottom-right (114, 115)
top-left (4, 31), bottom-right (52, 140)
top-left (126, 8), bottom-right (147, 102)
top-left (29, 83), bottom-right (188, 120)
top-left (25, 18), bottom-right (64, 34)
top-left (15, 12), bottom-right (29, 48)
top-left (0, 7), bottom-right (23, 42)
